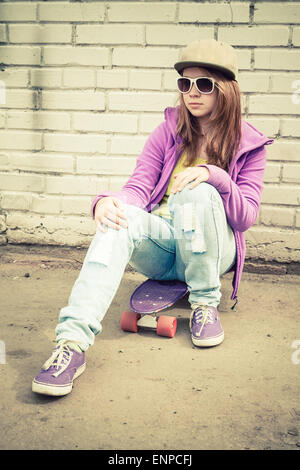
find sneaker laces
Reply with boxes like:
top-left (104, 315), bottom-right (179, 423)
top-left (190, 304), bottom-right (214, 337)
top-left (42, 341), bottom-right (73, 378)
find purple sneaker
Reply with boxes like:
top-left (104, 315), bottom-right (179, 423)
top-left (32, 341), bottom-right (86, 396)
top-left (190, 304), bottom-right (224, 347)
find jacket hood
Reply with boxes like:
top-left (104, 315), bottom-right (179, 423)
top-left (164, 106), bottom-right (274, 154)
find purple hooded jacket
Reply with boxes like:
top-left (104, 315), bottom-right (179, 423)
top-left (91, 106), bottom-right (274, 303)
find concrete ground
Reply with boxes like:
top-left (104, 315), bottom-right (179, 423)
top-left (0, 245), bottom-right (300, 450)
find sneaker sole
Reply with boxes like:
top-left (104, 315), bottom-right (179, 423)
top-left (32, 362), bottom-right (86, 396)
top-left (191, 332), bottom-right (224, 347)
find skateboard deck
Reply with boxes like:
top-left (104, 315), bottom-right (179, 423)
top-left (120, 279), bottom-right (188, 338)
top-left (130, 279), bottom-right (188, 314)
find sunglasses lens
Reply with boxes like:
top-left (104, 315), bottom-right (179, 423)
top-left (196, 78), bottom-right (213, 93)
top-left (177, 78), bottom-right (191, 93)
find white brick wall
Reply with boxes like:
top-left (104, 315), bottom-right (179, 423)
top-left (0, 1), bottom-right (299, 264)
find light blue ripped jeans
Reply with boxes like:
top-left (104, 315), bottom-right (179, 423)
top-left (56, 183), bottom-right (236, 351)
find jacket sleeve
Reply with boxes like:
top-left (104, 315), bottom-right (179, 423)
top-left (199, 145), bottom-right (267, 232)
top-left (91, 122), bottom-right (167, 218)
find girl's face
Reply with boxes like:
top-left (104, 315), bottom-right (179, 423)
top-left (181, 67), bottom-right (218, 129)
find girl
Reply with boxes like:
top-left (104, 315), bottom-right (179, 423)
top-left (32, 39), bottom-right (274, 396)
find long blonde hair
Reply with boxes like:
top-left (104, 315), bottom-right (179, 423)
top-left (176, 68), bottom-right (242, 171)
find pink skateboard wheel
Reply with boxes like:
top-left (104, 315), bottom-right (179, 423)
top-left (120, 311), bottom-right (141, 333)
top-left (156, 315), bottom-right (177, 338)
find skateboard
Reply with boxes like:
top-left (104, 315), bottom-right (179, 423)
top-left (120, 279), bottom-right (188, 338)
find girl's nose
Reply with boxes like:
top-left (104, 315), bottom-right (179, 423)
top-left (190, 83), bottom-right (200, 95)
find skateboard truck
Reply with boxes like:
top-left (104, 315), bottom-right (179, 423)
top-left (137, 314), bottom-right (159, 330)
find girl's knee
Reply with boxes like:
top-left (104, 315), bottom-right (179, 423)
top-left (170, 182), bottom-right (218, 207)
top-left (123, 204), bottom-right (156, 243)
top-left (123, 203), bottom-right (148, 226)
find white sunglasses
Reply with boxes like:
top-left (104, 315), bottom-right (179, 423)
top-left (177, 76), bottom-right (218, 94)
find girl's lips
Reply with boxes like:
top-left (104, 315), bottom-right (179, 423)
top-left (189, 103), bottom-right (203, 106)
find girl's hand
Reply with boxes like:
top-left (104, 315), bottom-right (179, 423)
top-left (171, 166), bottom-right (210, 194)
top-left (94, 197), bottom-right (128, 232)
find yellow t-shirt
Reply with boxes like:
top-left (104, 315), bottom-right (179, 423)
top-left (151, 149), bottom-right (207, 219)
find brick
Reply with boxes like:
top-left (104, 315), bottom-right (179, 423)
top-left (0, 2), bottom-right (36, 21)
top-left (219, 25), bottom-right (289, 46)
top-left (246, 226), bottom-right (300, 263)
top-left (236, 49), bottom-right (252, 70)
top-left (0, 130), bottom-right (42, 150)
top-left (112, 47), bottom-right (179, 68)
top-left (269, 73), bottom-right (300, 93)
top-left (179, 2), bottom-right (249, 23)
top-left (239, 72), bottom-right (269, 93)
top-left (281, 119), bottom-right (300, 137)
top-left (254, 2), bottom-right (300, 24)
top-left (6, 213), bottom-right (95, 245)
top-left (0, 215), bottom-right (6, 233)
top-left (76, 24), bottom-right (144, 45)
top-left (263, 163), bottom-right (281, 183)
top-left (31, 68), bottom-right (62, 88)
top-left (0, 46), bottom-right (40, 65)
top-left (76, 156), bottom-right (136, 175)
top-left (110, 135), bottom-right (147, 156)
top-left (0, 69), bottom-right (29, 87)
top-left (72, 113), bottom-right (138, 133)
top-left (7, 111), bottom-right (70, 131)
top-left (108, 176), bottom-right (130, 192)
top-left (9, 24), bottom-right (72, 44)
top-left (39, 2), bottom-right (105, 22)
top-left (0, 24), bottom-right (6, 42)
top-left (146, 25), bottom-right (213, 46)
top-left (163, 70), bottom-right (181, 91)
top-left (246, 118), bottom-right (279, 138)
top-left (1, 191), bottom-right (32, 211)
top-left (291, 80), bottom-right (300, 106)
top-left (97, 70), bottom-right (128, 89)
top-left (3, 90), bottom-right (37, 109)
top-left (254, 49), bottom-right (300, 71)
top-left (0, 173), bottom-right (44, 192)
top-left (63, 69), bottom-right (95, 88)
top-left (108, 91), bottom-right (176, 112)
top-left (248, 95), bottom-right (300, 115)
top-left (239, 94), bottom-right (246, 114)
top-left (261, 185), bottom-right (300, 205)
top-left (107, 2), bottom-right (176, 23)
top-left (0, 153), bottom-right (9, 170)
top-left (139, 113), bottom-right (164, 133)
top-left (282, 164), bottom-right (300, 183)
top-left (260, 206), bottom-right (295, 227)
top-left (44, 133), bottom-right (107, 154)
top-left (45, 175), bottom-right (108, 196)
top-left (0, 81), bottom-right (6, 106)
top-left (61, 196), bottom-right (92, 216)
top-left (42, 90), bottom-right (105, 111)
top-left (0, 112), bottom-right (5, 128)
top-left (7, 152), bottom-right (74, 174)
top-left (31, 194), bottom-right (61, 215)
top-left (266, 141), bottom-right (300, 162)
top-left (96, 177), bottom-right (111, 194)
top-left (0, 235), bottom-right (7, 245)
top-left (293, 27), bottom-right (300, 46)
top-left (43, 46), bottom-right (109, 67)
top-left (129, 70), bottom-right (162, 90)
